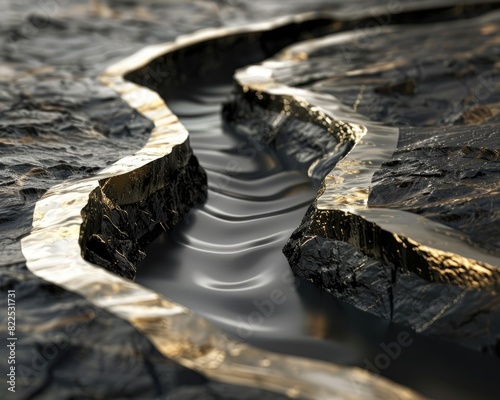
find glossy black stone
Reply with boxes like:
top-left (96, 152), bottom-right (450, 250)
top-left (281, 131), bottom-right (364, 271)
top-left (80, 140), bottom-right (207, 280)
top-left (279, 10), bottom-right (500, 357)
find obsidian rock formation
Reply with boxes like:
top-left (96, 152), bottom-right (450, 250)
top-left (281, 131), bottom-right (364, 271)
top-left (223, 89), bottom-right (353, 176)
top-left (260, 12), bottom-right (500, 356)
top-left (285, 205), bottom-right (500, 355)
top-left (370, 124), bottom-right (500, 257)
top-left (80, 140), bottom-right (207, 280)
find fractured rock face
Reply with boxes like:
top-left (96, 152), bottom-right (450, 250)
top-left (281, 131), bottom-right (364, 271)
top-left (370, 124), bottom-right (500, 257)
top-left (238, 12), bottom-right (500, 355)
top-left (80, 140), bottom-right (207, 280)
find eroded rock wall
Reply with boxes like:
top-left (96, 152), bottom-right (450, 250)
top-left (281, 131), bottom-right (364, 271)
top-left (228, 10), bottom-right (500, 356)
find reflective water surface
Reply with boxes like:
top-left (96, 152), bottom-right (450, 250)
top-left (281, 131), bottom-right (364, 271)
top-left (136, 78), bottom-right (332, 354)
top-left (135, 72), bottom-right (500, 399)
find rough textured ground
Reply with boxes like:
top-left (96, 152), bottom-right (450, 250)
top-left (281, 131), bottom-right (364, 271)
top-left (263, 11), bottom-right (500, 356)
top-left (2, 0), bottom-right (500, 399)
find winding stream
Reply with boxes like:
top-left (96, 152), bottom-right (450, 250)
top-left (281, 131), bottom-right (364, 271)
top-left (133, 46), bottom-right (500, 399)
top-left (135, 76), bottom-right (343, 357)
top-left (18, 8), bottom-right (500, 399)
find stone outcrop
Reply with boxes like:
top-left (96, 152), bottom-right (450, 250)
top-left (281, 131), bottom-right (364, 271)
top-left (230, 10), bottom-right (500, 356)
top-left (80, 140), bottom-right (207, 280)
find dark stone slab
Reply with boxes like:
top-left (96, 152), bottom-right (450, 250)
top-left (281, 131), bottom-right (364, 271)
top-left (80, 140), bottom-right (207, 280)
top-left (284, 204), bottom-right (500, 356)
top-left (223, 89), bottom-right (344, 174)
top-left (370, 124), bottom-right (500, 256)
top-left (269, 11), bottom-right (500, 356)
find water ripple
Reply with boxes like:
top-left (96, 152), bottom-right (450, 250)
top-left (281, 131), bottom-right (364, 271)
top-left (135, 82), bottom-right (331, 349)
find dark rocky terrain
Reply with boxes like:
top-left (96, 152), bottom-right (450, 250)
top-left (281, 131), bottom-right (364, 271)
top-left (239, 11), bottom-right (500, 356)
top-left (2, 0), bottom-right (500, 399)
top-left (0, 1), bottom-right (337, 398)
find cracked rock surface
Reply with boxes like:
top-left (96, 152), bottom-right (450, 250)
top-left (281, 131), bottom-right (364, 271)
top-left (272, 11), bottom-right (500, 356)
top-left (2, 0), bottom-right (500, 399)
top-left (80, 140), bottom-right (207, 280)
